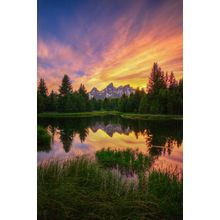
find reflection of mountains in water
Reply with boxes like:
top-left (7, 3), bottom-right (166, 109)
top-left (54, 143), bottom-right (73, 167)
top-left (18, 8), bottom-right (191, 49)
top-left (38, 116), bottom-right (183, 155)
top-left (90, 123), bottom-right (131, 137)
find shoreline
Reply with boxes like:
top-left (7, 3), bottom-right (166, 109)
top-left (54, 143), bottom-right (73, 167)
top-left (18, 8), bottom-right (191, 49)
top-left (38, 111), bottom-right (183, 120)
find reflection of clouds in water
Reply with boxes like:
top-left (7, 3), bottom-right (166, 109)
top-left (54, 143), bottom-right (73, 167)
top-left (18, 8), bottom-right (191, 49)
top-left (153, 143), bottom-right (183, 172)
top-left (75, 143), bottom-right (90, 149)
top-left (38, 133), bottom-right (95, 165)
top-left (38, 121), bottom-right (183, 171)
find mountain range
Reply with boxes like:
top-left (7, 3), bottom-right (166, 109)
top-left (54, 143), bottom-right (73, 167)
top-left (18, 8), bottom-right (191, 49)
top-left (88, 83), bottom-right (135, 100)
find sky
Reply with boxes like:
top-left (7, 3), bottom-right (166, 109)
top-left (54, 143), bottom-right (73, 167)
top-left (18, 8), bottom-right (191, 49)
top-left (38, 0), bottom-right (182, 92)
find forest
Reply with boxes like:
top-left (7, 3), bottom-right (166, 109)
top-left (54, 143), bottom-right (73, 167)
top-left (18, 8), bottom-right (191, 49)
top-left (37, 63), bottom-right (183, 115)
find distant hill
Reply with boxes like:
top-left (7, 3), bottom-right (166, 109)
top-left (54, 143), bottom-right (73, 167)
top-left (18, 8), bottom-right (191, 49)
top-left (89, 83), bottom-right (135, 100)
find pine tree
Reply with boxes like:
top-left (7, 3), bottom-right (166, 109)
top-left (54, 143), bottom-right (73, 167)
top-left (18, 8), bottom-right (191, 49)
top-left (38, 78), bottom-right (48, 97)
top-left (147, 63), bottom-right (166, 95)
top-left (78, 84), bottom-right (89, 111)
top-left (48, 90), bottom-right (57, 112)
top-left (78, 84), bottom-right (87, 98)
top-left (169, 72), bottom-right (177, 89)
top-left (37, 91), bottom-right (45, 113)
top-left (118, 94), bottom-right (128, 112)
top-left (138, 95), bottom-right (149, 113)
top-left (165, 72), bottom-right (169, 88)
top-left (37, 78), bottom-right (48, 112)
top-left (59, 74), bottom-right (73, 96)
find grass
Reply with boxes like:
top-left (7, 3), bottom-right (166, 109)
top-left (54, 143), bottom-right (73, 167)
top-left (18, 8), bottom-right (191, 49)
top-left (38, 111), bottom-right (182, 120)
top-left (38, 157), bottom-right (182, 220)
top-left (96, 148), bottom-right (153, 176)
top-left (38, 111), bottom-right (121, 118)
top-left (121, 113), bottom-right (183, 120)
top-left (37, 126), bottom-right (51, 151)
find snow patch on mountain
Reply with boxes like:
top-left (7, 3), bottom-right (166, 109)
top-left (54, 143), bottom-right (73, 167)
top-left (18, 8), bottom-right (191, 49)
top-left (89, 83), bottom-right (135, 100)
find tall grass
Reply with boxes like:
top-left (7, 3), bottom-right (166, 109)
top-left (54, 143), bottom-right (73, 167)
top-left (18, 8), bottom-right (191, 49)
top-left (96, 148), bottom-right (153, 176)
top-left (38, 158), bottom-right (182, 220)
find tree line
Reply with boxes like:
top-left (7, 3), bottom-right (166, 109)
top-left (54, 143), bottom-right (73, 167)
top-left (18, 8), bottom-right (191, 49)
top-left (37, 63), bottom-right (183, 115)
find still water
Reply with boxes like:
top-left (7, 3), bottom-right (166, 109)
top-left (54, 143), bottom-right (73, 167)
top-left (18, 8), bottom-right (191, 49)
top-left (38, 116), bottom-right (183, 171)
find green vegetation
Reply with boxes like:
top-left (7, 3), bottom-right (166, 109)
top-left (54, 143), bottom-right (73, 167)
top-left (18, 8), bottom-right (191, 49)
top-left (37, 63), bottom-right (183, 219)
top-left (38, 116), bottom-right (182, 154)
top-left (38, 158), bottom-right (182, 220)
top-left (96, 148), bottom-right (153, 175)
top-left (37, 63), bottom-right (183, 115)
top-left (147, 169), bottom-right (183, 218)
top-left (38, 111), bottom-right (120, 118)
top-left (37, 126), bottom-right (51, 151)
top-left (38, 111), bottom-right (182, 120)
top-left (121, 113), bottom-right (183, 120)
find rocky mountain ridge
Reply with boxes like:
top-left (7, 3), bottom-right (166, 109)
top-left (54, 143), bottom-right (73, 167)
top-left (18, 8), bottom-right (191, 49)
top-left (89, 83), bottom-right (135, 100)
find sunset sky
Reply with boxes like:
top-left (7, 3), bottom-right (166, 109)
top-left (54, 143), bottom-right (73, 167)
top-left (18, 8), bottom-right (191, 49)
top-left (38, 0), bottom-right (182, 92)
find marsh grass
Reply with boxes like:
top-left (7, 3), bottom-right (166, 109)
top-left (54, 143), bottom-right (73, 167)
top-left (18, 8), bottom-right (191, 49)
top-left (38, 111), bottom-right (182, 120)
top-left (37, 126), bottom-right (51, 152)
top-left (38, 157), bottom-right (182, 220)
top-left (37, 111), bottom-right (121, 118)
top-left (147, 169), bottom-right (183, 218)
top-left (121, 113), bottom-right (183, 120)
top-left (96, 148), bottom-right (153, 176)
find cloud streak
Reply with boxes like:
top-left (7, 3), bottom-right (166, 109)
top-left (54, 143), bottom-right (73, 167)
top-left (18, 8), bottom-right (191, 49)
top-left (38, 0), bottom-right (182, 91)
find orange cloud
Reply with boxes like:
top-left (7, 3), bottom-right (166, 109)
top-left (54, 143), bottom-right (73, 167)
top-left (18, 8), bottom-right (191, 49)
top-left (38, 0), bottom-right (182, 92)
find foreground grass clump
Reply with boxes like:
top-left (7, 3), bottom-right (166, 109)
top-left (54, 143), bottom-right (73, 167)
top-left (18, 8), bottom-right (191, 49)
top-left (37, 126), bottom-right (51, 151)
top-left (96, 148), bottom-right (153, 175)
top-left (38, 158), bottom-right (182, 220)
top-left (147, 169), bottom-right (183, 218)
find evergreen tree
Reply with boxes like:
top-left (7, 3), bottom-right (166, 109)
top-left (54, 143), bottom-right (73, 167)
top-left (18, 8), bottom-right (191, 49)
top-left (166, 73), bottom-right (178, 114)
top-left (147, 63), bottom-right (166, 95)
top-left (38, 78), bottom-right (48, 97)
top-left (78, 84), bottom-right (88, 98)
top-left (127, 93), bottom-right (135, 112)
top-left (77, 94), bottom-right (87, 112)
top-left (118, 94), bottom-right (128, 112)
top-left (177, 79), bottom-right (183, 114)
top-left (37, 78), bottom-right (48, 112)
top-left (132, 88), bottom-right (145, 113)
top-left (78, 84), bottom-right (90, 111)
top-left (138, 95), bottom-right (149, 113)
top-left (58, 74), bottom-right (73, 112)
top-left (36, 63), bottom-right (182, 115)
top-left (37, 91), bottom-right (45, 113)
top-left (165, 72), bottom-right (169, 88)
top-left (168, 72), bottom-right (177, 89)
top-left (103, 98), bottom-right (110, 110)
top-left (59, 74), bottom-right (73, 96)
top-left (64, 93), bottom-right (74, 113)
top-left (47, 90), bottom-right (58, 112)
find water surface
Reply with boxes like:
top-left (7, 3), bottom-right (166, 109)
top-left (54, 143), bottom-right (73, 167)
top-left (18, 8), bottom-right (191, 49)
top-left (38, 116), bottom-right (183, 171)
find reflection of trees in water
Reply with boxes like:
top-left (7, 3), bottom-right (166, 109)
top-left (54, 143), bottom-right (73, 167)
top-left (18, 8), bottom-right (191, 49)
top-left (142, 128), bottom-right (182, 158)
top-left (45, 118), bottom-right (90, 152)
top-left (59, 129), bottom-right (74, 152)
top-left (48, 125), bottom-right (57, 145)
top-left (78, 125), bottom-right (89, 143)
top-left (38, 116), bottom-right (182, 154)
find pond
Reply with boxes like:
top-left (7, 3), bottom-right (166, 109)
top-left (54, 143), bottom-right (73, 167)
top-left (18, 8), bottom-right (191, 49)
top-left (38, 116), bottom-right (183, 171)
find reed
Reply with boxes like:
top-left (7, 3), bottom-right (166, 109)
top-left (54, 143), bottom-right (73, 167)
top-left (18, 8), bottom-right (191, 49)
top-left (38, 157), bottom-right (182, 220)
